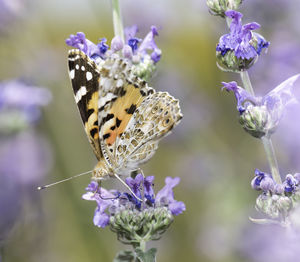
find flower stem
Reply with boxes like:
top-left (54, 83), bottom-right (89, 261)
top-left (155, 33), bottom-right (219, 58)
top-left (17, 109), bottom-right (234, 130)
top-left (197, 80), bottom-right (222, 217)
top-left (140, 240), bottom-right (146, 252)
top-left (261, 136), bottom-right (281, 184)
top-left (239, 71), bottom-right (282, 184)
top-left (240, 71), bottom-right (255, 95)
top-left (111, 0), bottom-right (124, 42)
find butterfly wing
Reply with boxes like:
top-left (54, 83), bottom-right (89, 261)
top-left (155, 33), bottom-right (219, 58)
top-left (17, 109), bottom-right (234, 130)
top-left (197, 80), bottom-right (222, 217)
top-left (96, 56), bottom-right (154, 163)
top-left (115, 91), bottom-right (182, 173)
top-left (68, 49), bottom-right (102, 160)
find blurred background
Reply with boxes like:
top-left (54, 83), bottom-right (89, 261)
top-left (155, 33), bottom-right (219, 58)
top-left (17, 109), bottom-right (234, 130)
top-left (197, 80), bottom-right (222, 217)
top-left (0, 0), bottom-right (300, 261)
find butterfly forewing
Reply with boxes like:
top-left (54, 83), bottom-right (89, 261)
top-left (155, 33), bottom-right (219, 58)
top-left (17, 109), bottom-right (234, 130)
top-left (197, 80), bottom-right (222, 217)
top-left (68, 50), bottom-right (102, 160)
top-left (96, 56), bottom-right (154, 160)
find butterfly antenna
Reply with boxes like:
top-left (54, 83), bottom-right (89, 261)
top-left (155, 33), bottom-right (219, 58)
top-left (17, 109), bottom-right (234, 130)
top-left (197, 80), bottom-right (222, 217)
top-left (37, 169), bottom-right (93, 190)
top-left (114, 173), bottom-right (143, 202)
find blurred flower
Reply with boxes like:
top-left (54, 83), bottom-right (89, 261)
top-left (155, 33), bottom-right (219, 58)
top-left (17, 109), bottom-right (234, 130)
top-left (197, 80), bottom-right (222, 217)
top-left (0, 0), bottom-right (29, 34)
top-left (66, 26), bottom-right (161, 81)
top-left (0, 131), bottom-right (52, 186)
top-left (206, 0), bottom-right (243, 17)
top-left (251, 169), bottom-right (275, 192)
top-left (222, 74), bottom-right (300, 138)
top-left (216, 10), bottom-right (269, 72)
top-left (0, 80), bottom-right (52, 251)
top-left (0, 80), bottom-right (52, 133)
top-left (0, 170), bottom-right (21, 246)
top-left (239, 222), bottom-right (300, 262)
top-left (82, 175), bottom-right (185, 245)
top-left (284, 174), bottom-right (298, 193)
top-left (251, 170), bottom-right (300, 221)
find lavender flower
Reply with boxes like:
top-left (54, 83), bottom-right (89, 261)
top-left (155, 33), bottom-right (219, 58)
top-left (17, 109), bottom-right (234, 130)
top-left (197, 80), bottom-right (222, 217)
top-left (0, 80), bottom-right (52, 132)
top-left (239, 222), bottom-right (300, 262)
top-left (251, 169), bottom-right (275, 192)
top-left (82, 175), bottom-right (185, 244)
top-left (251, 170), bottom-right (300, 221)
top-left (222, 74), bottom-right (300, 138)
top-left (0, 79), bottom-right (52, 252)
top-left (216, 10), bottom-right (269, 72)
top-left (284, 174), bottom-right (299, 193)
top-left (66, 25), bottom-right (161, 81)
top-left (65, 32), bottom-right (107, 61)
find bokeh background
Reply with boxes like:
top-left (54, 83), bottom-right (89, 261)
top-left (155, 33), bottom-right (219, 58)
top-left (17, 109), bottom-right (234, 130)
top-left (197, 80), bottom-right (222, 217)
top-left (1, 0), bottom-right (300, 261)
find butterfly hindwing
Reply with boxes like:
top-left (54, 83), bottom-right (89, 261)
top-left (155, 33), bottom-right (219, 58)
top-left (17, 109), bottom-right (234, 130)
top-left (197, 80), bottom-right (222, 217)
top-left (115, 91), bottom-right (182, 172)
top-left (68, 49), bottom-right (102, 160)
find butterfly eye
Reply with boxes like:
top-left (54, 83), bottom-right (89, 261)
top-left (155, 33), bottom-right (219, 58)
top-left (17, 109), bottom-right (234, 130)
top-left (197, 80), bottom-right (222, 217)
top-left (163, 118), bottom-right (170, 127)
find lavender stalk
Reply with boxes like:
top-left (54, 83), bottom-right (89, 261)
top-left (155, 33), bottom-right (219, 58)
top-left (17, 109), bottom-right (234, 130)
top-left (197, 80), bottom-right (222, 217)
top-left (111, 0), bottom-right (124, 42)
top-left (208, 1), bottom-right (300, 224)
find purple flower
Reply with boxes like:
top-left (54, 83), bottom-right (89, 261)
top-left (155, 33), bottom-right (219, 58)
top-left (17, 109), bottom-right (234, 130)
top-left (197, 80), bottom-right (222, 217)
top-left (98, 38), bottom-right (109, 55)
top-left (222, 81), bottom-right (257, 114)
top-left (125, 173), bottom-right (143, 208)
top-left (66, 25), bottom-right (161, 65)
top-left (0, 131), bottom-right (52, 185)
top-left (222, 75), bottom-right (300, 136)
top-left (144, 176), bottom-right (155, 204)
top-left (216, 10), bottom-right (269, 60)
top-left (0, 80), bottom-right (52, 125)
top-left (83, 175), bottom-right (185, 228)
top-left (65, 32), bottom-right (107, 61)
top-left (82, 185), bottom-right (116, 228)
top-left (125, 25), bottom-right (139, 40)
top-left (156, 177), bottom-right (186, 215)
top-left (137, 26), bottom-right (161, 63)
top-left (239, 223), bottom-right (300, 262)
top-left (110, 35), bottom-right (124, 52)
top-left (251, 169), bottom-right (275, 192)
top-left (283, 174), bottom-right (298, 193)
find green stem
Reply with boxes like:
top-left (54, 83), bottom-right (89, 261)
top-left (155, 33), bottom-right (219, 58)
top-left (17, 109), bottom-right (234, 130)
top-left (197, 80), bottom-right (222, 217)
top-left (240, 71), bottom-right (255, 95)
top-left (139, 240), bottom-right (146, 253)
top-left (111, 0), bottom-right (124, 42)
top-left (239, 71), bottom-right (282, 184)
top-left (261, 136), bottom-right (281, 184)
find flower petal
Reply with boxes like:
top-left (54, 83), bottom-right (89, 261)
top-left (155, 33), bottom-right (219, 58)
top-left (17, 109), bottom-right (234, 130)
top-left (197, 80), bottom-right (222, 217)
top-left (93, 206), bottom-right (110, 228)
top-left (169, 201), bottom-right (186, 215)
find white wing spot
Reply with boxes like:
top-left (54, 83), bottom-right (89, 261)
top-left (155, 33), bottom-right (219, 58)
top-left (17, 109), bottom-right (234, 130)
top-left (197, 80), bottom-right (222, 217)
top-left (69, 69), bottom-right (75, 79)
top-left (75, 64), bottom-right (79, 70)
top-left (116, 79), bottom-right (123, 88)
top-left (86, 71), bottom-right (93, 81)
top-left (81, 65), bottom-right (85, 71)
top-left (75, 86), bottom-right (87, 103)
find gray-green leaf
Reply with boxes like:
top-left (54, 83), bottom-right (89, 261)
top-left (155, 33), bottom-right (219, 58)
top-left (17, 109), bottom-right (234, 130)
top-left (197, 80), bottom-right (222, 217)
top-left (114, 250), bottom-right (136, 262)
top-left (135, 248), bottom-right (157, 262)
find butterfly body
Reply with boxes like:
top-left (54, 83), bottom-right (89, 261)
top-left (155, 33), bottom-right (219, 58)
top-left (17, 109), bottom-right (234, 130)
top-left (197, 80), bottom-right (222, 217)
top-left (68, 49), bottom-right (182, 181)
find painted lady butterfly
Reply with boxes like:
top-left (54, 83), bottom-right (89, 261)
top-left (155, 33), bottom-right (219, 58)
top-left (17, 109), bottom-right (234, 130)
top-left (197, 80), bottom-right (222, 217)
top-left (68, 49), bottom-right (182, 183)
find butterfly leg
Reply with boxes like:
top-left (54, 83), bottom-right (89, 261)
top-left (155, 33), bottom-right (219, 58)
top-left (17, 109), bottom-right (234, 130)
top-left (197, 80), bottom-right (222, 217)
top-left (114, 173), bottom-right (143, 202)
top-left (96, 180), bottom-right (120, 200)
top-left (138, 168), bottom-right (145, 178)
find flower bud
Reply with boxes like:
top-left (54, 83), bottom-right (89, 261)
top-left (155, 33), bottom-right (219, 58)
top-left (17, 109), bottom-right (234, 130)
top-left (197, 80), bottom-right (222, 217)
top-left (206, 0), bottom-right (243, 17)
top-left (256, 193), bottom-right (279, 219)
top-left (277, 196), bottom-right (292, 216)
top-left (239, 104), bottom-right (274, 138)
top-left (132, 54), bottom-right (157, 82)
top-left (216, 49), bottom-right (258, 72)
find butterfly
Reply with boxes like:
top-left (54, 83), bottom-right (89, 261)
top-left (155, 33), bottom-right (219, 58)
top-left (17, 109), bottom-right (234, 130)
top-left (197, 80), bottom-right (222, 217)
top-left (68, 49), bottom-right (182, 185)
